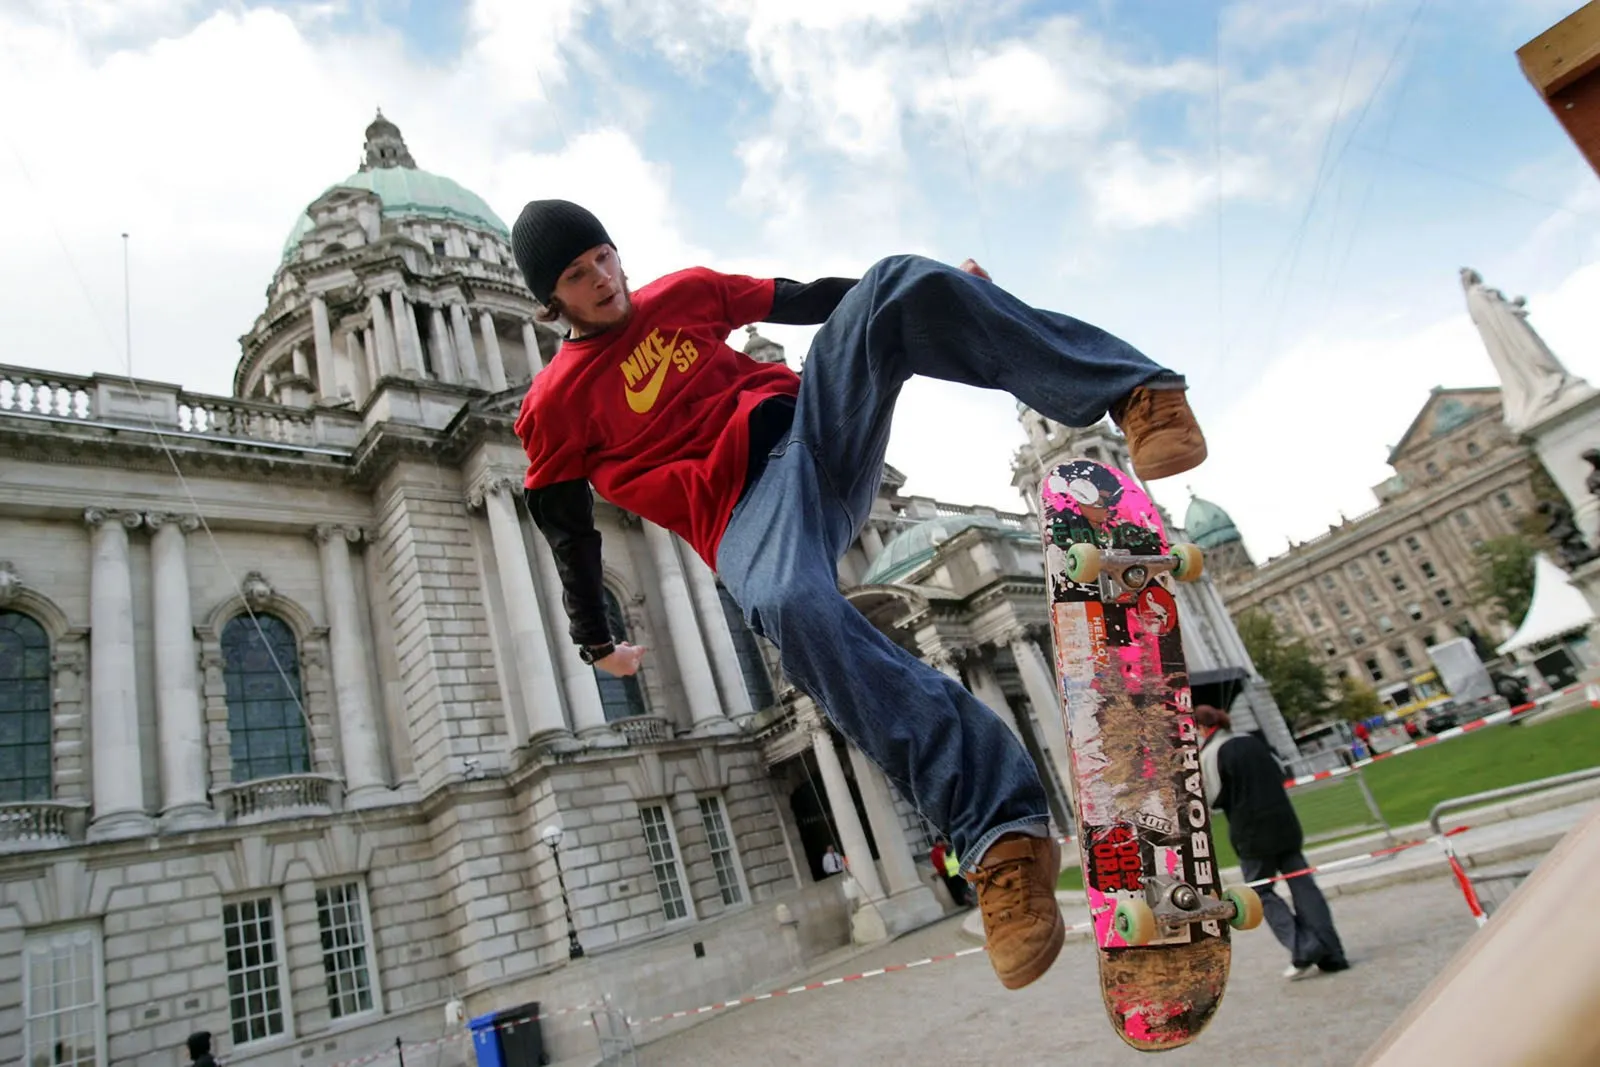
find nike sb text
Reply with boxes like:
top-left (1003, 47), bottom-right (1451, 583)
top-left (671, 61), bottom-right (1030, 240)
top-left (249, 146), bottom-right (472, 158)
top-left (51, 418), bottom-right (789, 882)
top-left (620, 327), bottom-right (698, 414)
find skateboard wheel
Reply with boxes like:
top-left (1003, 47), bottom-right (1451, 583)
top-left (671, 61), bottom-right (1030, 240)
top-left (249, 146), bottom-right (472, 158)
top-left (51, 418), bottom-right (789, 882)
top-left (1171, 543), bottom-right (1204, 583)
top-left (1223, 886), bottom-right (1264, 931)
top-left (1065, 543), bottom-right (1102, 583)
top-left (1113, 899), bottom-right (1157, 946)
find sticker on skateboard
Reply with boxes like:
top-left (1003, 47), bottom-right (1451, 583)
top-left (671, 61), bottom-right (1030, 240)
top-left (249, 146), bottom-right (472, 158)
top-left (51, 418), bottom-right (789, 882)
top-left (1041, 458), bottom-right (1262, 1051)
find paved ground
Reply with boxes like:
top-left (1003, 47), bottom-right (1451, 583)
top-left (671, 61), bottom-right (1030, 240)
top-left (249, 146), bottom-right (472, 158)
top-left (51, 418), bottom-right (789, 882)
top-left (629, 876), bottom-right (1490, 1067)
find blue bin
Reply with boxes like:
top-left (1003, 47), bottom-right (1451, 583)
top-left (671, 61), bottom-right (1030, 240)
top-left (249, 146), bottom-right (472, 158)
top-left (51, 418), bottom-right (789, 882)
top-left (469, 1010), bottom-right (505, 1067)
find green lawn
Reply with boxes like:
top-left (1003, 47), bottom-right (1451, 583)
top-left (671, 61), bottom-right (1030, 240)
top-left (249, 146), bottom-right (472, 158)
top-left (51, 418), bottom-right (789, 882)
top-left (1057, 707), bottom-right (1600, 889)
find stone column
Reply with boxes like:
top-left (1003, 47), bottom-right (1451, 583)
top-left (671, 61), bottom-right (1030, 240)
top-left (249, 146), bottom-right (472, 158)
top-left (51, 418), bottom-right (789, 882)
top-left (522, 321), bottom-right (545, 375)
top-left (85, 508), bottom-right (152, 840)
top-left (479, 311), bottom-right (508, 391)
top-left (527, 528), bottom-right (617, 744)
top-left (291, 345), bottom-right (310, 379)
top-left (860, 524), bottom-right (886, 563)
top-left (310, 295), bottom-right (338, 401)
top-left (477, 480), bottom-right (570, 742)
top-left (683, 556), bottom-right (755, 720)
top-left (428, 308), bottom-right (459, 384)
top-left (147, 513), bottom-right (210, 830)
top-left (313, 524), bottom-right (389, 806)
top-left (450, 305), bottom-right (483, 385)
top-left (643, 522), bottom-right (731, 734)
top-left (1010, 633), bottom-right (1073, 789)
top-left (340, 328), bottom-right (368, 400)
top-left (369, 294), bottom-right (399, 378)
top-left (845, 745), bottom-right (921, 895)
top-left (362, 326), bottom-right (379, 387)
top-left (389, 290), bottom-right (424, 377)
top-left (811, 727), bottom-right (884, 901)
top-left (965, 658), bottom-right (1023, 739)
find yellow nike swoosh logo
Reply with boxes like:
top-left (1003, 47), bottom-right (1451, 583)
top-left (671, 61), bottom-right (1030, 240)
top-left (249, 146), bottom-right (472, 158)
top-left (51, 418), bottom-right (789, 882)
top-left (625, 329), bottom-right (680, 414)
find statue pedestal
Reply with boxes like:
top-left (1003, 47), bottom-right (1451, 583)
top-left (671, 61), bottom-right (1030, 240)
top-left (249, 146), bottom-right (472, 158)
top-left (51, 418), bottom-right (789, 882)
top-left (1528, 391), bottom-right (1600, 548)
top-left (1568, 556), bottom-right (1600, 619)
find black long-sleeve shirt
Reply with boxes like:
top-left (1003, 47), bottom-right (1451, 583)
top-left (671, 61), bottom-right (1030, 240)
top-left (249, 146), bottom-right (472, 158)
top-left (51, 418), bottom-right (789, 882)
top-left (524, 275), bottom-right (858, 647)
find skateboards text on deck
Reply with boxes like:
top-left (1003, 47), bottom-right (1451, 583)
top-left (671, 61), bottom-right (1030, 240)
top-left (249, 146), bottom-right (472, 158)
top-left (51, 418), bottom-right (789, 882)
top-left (1040, 459), bottom-right (1263, 1052)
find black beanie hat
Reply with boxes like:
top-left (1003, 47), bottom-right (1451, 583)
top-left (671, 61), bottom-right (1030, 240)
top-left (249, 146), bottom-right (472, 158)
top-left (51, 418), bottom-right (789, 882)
top-left (511, 199), bottom-right (616, 305)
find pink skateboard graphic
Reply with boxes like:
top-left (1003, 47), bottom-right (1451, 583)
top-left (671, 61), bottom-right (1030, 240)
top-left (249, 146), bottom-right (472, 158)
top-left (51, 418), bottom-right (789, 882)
top-left (1041, 459), bottom-right (1262, 1051)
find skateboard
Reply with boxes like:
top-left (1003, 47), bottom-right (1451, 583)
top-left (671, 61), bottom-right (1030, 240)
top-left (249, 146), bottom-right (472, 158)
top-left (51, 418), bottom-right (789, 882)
top-left (1040, 458), bottom-right (1263, 1051)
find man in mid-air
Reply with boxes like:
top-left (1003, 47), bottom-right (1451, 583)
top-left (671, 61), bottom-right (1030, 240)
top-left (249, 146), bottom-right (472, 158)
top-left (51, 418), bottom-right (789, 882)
top-left (510, 199), bottom-right (1206, 990)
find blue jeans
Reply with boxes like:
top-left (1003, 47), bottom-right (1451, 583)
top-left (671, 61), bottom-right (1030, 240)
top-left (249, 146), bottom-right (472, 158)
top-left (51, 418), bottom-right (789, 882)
top-left (716, 255), bottom-right (1178, 874)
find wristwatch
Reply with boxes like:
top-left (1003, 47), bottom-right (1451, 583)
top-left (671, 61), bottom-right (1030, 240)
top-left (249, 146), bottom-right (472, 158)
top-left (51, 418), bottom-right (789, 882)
top-left (578, 641), bottom-right (615, 665)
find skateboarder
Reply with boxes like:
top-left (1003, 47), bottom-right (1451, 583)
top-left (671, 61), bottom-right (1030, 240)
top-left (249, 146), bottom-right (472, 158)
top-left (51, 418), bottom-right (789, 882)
top-left (509, 199), bottom-right (1207, 991)
top-left (1194, 704), bottom-right (1351, 979)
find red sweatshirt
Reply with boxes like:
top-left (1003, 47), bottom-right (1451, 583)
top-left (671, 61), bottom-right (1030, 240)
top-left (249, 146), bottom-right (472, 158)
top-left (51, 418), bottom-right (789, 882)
top-left (515, 267), bottom-right (801, 568)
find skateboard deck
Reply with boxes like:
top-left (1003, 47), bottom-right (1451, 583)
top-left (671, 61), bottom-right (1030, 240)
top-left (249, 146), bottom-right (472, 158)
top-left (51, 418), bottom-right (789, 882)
top-left (1040, 459), bottom-right (1260, 1051)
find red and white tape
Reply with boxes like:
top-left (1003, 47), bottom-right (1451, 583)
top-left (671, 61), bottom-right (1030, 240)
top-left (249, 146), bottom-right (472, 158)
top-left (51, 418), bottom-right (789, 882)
top-left (1285, 700), bottom-right (1542, 789)
top-left (1242, 826), bottom-right (1471, 890)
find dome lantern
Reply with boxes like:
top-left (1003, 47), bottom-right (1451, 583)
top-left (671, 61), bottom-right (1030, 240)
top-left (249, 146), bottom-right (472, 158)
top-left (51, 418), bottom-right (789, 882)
top-left (360, 108), bottom-right (417, 171)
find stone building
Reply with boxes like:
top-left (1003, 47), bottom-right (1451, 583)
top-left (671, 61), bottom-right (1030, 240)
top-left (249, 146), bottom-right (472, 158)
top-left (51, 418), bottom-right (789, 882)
top-left (1216, 386), bottom-right (1541, 709)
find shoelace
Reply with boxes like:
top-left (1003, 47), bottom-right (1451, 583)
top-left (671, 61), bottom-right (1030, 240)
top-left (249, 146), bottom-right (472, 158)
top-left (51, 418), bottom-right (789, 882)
top-left (969, 855), bottom-right (1034, 924)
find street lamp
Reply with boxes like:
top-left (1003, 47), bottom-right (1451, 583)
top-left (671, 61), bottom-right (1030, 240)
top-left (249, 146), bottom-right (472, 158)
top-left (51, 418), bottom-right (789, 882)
top-left (540, 824), bottom-right (584, 959)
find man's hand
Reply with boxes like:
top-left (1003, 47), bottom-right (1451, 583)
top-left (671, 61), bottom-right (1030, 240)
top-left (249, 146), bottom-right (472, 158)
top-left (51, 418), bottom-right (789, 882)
top-left (595, 642), bottom-right (647, 677)
top-left (959, 258), bottom-right (991, 281)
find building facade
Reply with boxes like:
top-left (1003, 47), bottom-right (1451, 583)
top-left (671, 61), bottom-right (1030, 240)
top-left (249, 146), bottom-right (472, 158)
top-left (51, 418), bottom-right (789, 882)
top-left (1215, 387), bottom-right (1542, 709)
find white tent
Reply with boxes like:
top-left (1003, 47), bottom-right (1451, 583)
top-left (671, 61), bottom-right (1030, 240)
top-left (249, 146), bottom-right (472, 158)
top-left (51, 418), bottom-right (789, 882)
top-left (1497, 553), bottom-right (1598, 656)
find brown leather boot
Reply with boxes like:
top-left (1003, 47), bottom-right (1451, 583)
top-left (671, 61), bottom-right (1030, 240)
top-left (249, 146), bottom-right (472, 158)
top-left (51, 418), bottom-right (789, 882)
top-left (1111, 385), bottom-right (1207, 481)
top-left (966, 832), bottom-right (1066, 990)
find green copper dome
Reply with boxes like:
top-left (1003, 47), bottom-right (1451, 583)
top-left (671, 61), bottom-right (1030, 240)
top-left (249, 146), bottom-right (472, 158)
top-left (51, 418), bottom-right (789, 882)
top-left (861, 514), bottom-right (1033, 585)
top-left (281, 112), bottom-right (508, 260)
top-left (1184, 495), bottom-right (1242, 550)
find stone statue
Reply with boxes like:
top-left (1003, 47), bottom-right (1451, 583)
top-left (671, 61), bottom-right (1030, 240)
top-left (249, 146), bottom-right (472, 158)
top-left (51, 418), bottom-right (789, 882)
top-left (1584, 448), bottom-right (1600, 501)
top-left (1460, 267), bottom-right (1595, 434)
top-left (1539, 500), bottom-right (1600, 569)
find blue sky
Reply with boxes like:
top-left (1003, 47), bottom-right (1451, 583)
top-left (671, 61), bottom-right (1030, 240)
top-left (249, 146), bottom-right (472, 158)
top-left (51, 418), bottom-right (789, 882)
top-left (4, 0), bottom-right (1600, 557)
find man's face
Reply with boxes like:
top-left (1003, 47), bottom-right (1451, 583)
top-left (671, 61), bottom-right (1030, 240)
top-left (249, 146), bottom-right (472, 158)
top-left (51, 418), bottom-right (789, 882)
top-left (551, 243), bottom-right (631, 332)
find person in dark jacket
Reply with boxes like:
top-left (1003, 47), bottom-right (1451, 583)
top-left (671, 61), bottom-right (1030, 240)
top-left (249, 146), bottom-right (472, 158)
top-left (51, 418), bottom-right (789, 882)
top-left (1195, 704), bottom-right (1350, 980)
top-left (187, 1031), bottom-right (218, 1066)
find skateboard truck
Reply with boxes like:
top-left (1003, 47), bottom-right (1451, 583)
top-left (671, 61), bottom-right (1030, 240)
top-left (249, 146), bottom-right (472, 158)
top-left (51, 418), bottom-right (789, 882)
top-left (1147, 875), bottom-right (1237, 928)
top-left (1112, 875), bottom-right (1265, 946)
top-left (1059, 543), bottom-right (1205, 596)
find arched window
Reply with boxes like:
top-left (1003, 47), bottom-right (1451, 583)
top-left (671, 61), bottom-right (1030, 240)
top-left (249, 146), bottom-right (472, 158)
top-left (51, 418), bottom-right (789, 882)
top-left (221, 614), bottom-right (310, 781)
top-left (595, 588), bottom-right (647, 721)
top-left (0, 611), bottom-right (52, 802)
top-left (717, 584), bottom-right (774, 709)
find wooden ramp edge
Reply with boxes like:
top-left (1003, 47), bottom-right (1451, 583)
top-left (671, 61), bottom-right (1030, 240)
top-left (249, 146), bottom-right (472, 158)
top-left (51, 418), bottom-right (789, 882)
top-left (1356, 803), bottom-right (1600, 1067)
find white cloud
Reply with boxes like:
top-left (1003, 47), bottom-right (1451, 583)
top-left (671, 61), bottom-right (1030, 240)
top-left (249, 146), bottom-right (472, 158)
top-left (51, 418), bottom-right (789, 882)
top-left (0, 1), bottom-right (692, 396)
top-left (1084, 142), bottom-right (1276, 229)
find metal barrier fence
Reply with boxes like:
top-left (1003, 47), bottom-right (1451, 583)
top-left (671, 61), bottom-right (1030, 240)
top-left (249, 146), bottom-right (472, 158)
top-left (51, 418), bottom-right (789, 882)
top-left (1429, 766), bottom-right (1600, 926)
top-left (1283, 757), bottom-right (1393, 848)
top-left (592, 996), bottom-right (637, 1067)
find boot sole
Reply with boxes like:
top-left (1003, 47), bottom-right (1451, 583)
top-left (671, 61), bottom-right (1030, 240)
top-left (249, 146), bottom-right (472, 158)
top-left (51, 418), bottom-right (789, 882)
top-left (996, 908), bottom-right (1067, 991)
top-left (1134, 443), bottom-right (1208, 482)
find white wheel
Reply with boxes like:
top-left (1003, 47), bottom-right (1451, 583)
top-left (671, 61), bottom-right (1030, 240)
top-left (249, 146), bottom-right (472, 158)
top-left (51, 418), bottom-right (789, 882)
top-left (1171, 543), bottom-right (1203, 583)
top-left (1066, 543), bottom-right (1102, 583)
